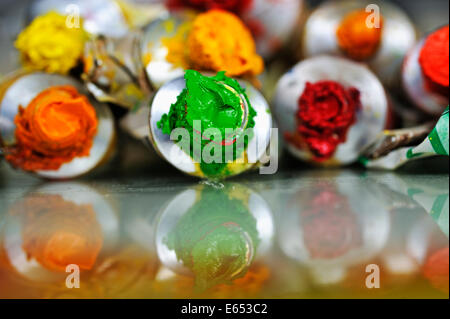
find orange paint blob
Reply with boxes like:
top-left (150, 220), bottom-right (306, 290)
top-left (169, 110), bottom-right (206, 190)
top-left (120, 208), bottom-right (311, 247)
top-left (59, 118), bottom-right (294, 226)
top-left (6, 86), bottom-right (98, 172)
top-left (187, 10), bottom-right (264, 77)
top-left (419, 25), bottom-right (449, 88)
top-left (336, 9), bottom-right (383, 60)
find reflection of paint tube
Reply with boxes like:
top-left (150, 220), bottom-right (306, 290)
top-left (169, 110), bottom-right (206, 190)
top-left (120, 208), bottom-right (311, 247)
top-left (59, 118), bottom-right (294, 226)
top-left (360, 107), bottom-right (449, 169)
top-left (155, 183), bottom-right (273, 291)
top-left (402, 26), bottom-right (449, 115)
top-left (0, 72), bottom-right (115, 179)
top-left (273, 56), bottom-right (390, 166)
top-left (375, 187), bottom-right (430, 276)
top-left (121, 70), bottom-right (272, 179)
top-left (0, 183), bottom-right (119, 284)
top-left (381, 173), bottom-right (449, 238)
top-left (277, 172), bottom-right (390, 286)
top-left (353, 174), bottom-right (448, 279)
top-left (0, 182), bottom-right (157, 298)
top-left (302, 0), bottom-right (416, 88)
top-left (12, 195), bottom-right (103, 272)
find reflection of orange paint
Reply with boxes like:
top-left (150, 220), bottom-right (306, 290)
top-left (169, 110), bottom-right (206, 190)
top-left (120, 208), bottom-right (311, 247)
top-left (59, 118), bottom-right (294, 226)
top-left (188, 10), bottom-right (263, 77)
top-left (336, 9), bottom-right (383, 60)
top-left (11, 194), bottom-right (103, 272)
top-left (6, 86), bottom-right (98, 172)
top-left (172, 263), bottom-right (270, 297)
top-left (213, 264), bottom-right (270, 296)
top-left (423, 247), bottom-right (449, 294)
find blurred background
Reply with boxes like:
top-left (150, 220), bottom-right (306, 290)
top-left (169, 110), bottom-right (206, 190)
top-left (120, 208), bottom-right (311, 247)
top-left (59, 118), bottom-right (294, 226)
top-left (1, 0), bottom-right (449, 74)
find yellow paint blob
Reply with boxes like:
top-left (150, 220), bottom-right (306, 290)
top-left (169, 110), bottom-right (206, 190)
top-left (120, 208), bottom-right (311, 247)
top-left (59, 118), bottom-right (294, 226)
top-left (15, 11), bottom-right (86, 74)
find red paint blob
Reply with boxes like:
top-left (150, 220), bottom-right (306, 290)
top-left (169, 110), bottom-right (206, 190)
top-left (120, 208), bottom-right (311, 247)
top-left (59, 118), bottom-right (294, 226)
top-left (166, 0), bottom-right (253, 14)
top-left (419, 25), bottom-right (449, 90)
top-left (296, 81), bottom-right (362, 161)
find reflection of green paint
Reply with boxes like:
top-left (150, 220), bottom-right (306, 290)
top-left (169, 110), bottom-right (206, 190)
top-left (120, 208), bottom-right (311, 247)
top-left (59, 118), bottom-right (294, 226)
top-left (165, 186), bottom-right (260, 291)
top-left (430, 194), bottom-right (449, 237)
top-left (407, 188), bottom-right (423, 198)
top-left (408, 187), bottom-right (449, 238)
top-left (157, 70), bottom-right (257, 178)
top-left (430, 194), bottom-right (448, 219)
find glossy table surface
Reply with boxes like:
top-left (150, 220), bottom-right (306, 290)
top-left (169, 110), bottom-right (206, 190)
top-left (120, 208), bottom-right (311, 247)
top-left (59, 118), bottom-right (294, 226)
top-left (0, 0), bottom-right (449, 299)
top-left (0, 144), bottom-right (448, 298)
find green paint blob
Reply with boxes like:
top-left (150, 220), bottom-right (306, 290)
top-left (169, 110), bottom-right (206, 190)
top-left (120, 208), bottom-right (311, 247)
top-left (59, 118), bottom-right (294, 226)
top-left (157, 70), bottom-right (257, 178)
top-left (165, 186), bottom-right (260, 291)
